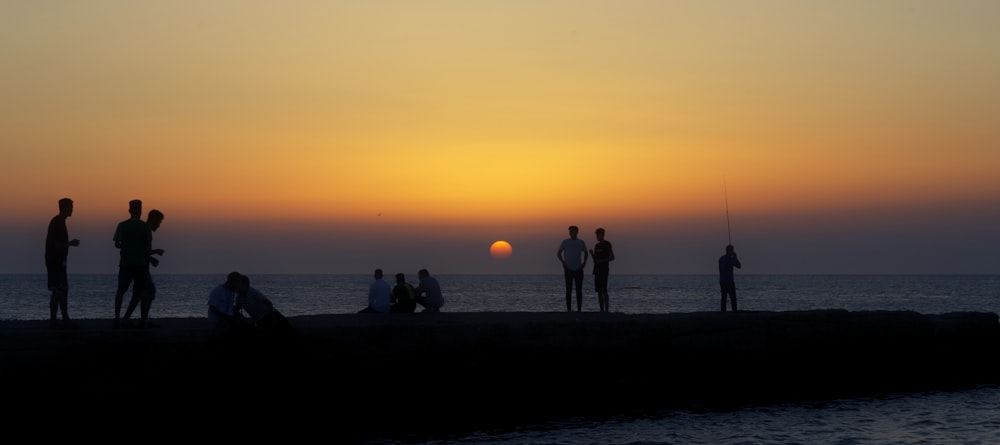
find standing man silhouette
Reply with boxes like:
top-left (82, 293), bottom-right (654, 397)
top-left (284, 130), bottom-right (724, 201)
top-left (113, 199), bottom-right (152, 329)
top-left (719, 244), bottom-right (742, 312)
top-left (45, 197), bottom-right (80, 329)
top-left (589, 227), bottom-right (615, 313)
top-left (557, 225), bottom-right (588, 312)
top-left (122, 209), bottom-right (164, 327)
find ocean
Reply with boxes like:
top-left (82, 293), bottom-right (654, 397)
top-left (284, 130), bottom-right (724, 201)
top-left (3, 273), bottom-right (999, 444)
top-left (4, 273), bottom-right (999, 320)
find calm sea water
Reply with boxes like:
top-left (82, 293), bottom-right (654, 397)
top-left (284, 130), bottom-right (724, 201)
top-left (3, 273), bottom-right (1000, 444)
top-left (2, 273), bottom-right (999, 320)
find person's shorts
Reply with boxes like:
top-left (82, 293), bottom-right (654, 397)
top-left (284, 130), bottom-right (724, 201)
top-left (720, 283), bottom-right (737, 295)
top-left (118, 264), bottom-right (150, 293)
top-left (594, 272), bottom-right (609, 293)
top-left (46, 259), bottom-right (68, 292)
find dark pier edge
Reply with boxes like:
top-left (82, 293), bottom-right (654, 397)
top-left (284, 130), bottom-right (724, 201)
top-left (2, 310), bottom-right (999, 443)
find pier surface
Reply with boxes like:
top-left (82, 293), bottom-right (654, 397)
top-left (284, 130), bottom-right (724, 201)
top-left (2, 310), bottom-right (998, 443)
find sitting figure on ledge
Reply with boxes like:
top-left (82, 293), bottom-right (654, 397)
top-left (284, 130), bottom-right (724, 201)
top-left (391, 272), bottom-right (417, 313)
top-left (235, 274), bottom-right (297, 342)
top-left (414, 268), bottom-right (444, 312)
top-left (359, 268), bottom-right (391, 314)
top-left (207, 271), bottom-right (256, 341)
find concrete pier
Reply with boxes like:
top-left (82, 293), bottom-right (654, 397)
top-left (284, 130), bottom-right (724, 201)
top-left (2, 310), bottom-right (998, 443)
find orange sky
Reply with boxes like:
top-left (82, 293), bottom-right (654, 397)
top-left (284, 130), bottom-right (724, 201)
top-left (2, 1), bottom-right (999, 275)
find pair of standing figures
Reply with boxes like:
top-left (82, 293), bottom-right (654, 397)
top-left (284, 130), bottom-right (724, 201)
top-left (557, 225), bottom-right (615, 313)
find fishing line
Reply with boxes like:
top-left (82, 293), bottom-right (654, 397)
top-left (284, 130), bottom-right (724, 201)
top-left (724, 177), bottom-right (732, 245)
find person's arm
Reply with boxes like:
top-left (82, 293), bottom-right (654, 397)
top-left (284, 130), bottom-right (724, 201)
top-left (209, 304), bottom-right (230, 319)
top-left (113, 224), bottom-right (122, 248)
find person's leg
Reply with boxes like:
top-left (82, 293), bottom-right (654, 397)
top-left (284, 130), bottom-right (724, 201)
top-left (720, 285), bottom-right (727, 312)
top-left (596, 272), bottom-right (608, 312)
top-left (563, 269), bottom-right (573, 312)
top-left (123, 293), bottom-right (139, 322)
top-left (594, 272), bottom-right (601, 312)
top-left (139, 276), bottom-right (154, 328)
top-left (605, 272), bottom-right (611, 312)
top-left (139, 296), bottom-right (151, 327)
top-left (731, 291), bottom-right (738, 312)
top-left (58, 290), bottom-right (70, 320)
top-left (49, 292), bottom-right (58, 326)
top-left (574, 269), bottom-right (584, 312)
top-left (57, 289), bottom-right (77, 328)
top-left (142, 279), bottom-right (156, 326)
top-left (48, 264), bottom-right (67, 327)
top-left (114, 268), bottom-right (132, 328)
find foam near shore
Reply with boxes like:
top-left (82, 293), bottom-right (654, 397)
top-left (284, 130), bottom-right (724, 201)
top-left (2, 310), bottom-right (998, 443)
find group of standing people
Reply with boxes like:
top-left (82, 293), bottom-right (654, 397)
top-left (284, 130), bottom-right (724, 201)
top-left (557, 225), bottom-right (743, 313)
top-left (44, 197), bottom-right (166, 330)
top-left (557, 225), bottom-right (616, 313)
top-left (113, 199), bottom-right (165, 329)
top-left (360, 268), bottom-right (444, 314)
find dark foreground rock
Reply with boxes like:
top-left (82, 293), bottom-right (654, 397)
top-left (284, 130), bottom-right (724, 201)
top-left (2, 310), bottom-right (999, 443)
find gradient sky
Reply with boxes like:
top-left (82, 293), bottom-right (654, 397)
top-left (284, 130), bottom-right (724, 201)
top-left (3, 1), bottom-right (999, 276)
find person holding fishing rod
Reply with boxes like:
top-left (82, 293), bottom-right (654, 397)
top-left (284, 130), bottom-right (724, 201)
top-left (718, 244), bottom-right (742, 312)
top-left (718, 177), bottom-right (742, 312)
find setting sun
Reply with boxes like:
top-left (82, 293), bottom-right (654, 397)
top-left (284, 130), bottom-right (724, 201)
top-left (489, 241), bottom-right (513, 259)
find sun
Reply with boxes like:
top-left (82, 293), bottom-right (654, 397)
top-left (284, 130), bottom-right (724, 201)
top-left (489, 240), bottom-right (513, 259)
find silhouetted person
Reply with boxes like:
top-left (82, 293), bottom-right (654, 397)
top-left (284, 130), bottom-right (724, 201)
top-left (208, 271), bottom-right (255, 340)
top-left (45, 197), bottom-right (80, 330)
top-left (360, 268), bottom-right (391, 313)
top-left (414, 268), bottom-right (444, 312)
top-left (122, 209), bottom-right (164, 328)
top-left (113, 199), bottom-right (152, 329)
top-left (719, 244), bottom-right (742, 312)
top-left (589, 227), bottom-right (615, 313)
top-left (234, 274), bottom-right (297, 343)
top-left (557, 225), bottom-right (588, 312)
top-left (390, 272), bottom-right (417, 313)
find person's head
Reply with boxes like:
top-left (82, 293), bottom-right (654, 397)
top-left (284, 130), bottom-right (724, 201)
top-left (725, 244), bottom-right (735, 254)
top-left (595, 228), bottom-right (605, 240)
top-left (147, 209), bottom-right (164, 231)
top-left (225, 271), bottom-right (243, 290)
top-left (395, 273), bottom-right (406, 284)
top-left (418, 268), bottom-right (430, 279)
top-left (236, 275), bottom-right (251, 294)
top-left (568, 225), bottom-right (579, 238)
top-left (58, 198), bottom-right (74, 216)
top-left (128, 199), bottom-right (142, 218)
top-left (374, 268), bottom-right (383, 279)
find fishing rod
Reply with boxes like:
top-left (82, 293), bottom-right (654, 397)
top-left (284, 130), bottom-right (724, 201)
top-left (724, 177), bottom-right (732, 245)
